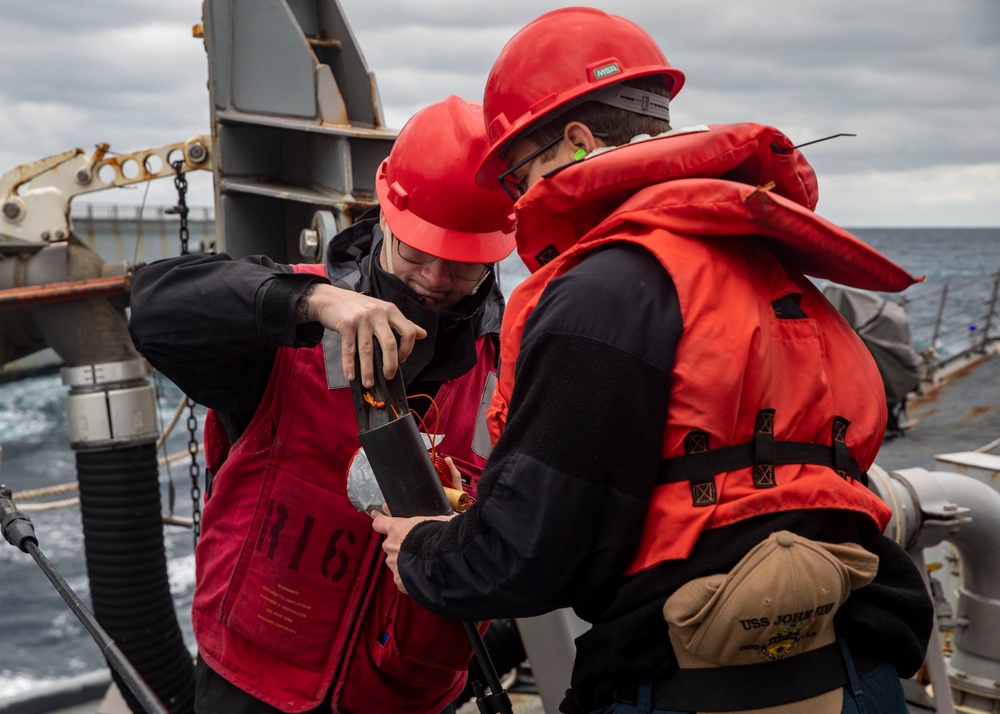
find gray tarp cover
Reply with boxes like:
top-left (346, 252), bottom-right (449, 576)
top-left (824, 286), bottom-right (922, 405)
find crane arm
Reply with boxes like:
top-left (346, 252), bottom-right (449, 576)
top-left (0, 135), bottom-right (210, 251)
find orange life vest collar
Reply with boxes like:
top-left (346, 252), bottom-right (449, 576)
top-left (514, 123), bottom-right (919, 292)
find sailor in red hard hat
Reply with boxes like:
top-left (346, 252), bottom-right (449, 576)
top-left (129, 95), bottom-right (515, 713)
top-left (375, 8), bottom-right (933, 714)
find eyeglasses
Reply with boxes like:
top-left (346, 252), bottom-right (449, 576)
top-left (497, 135), bottom-right (562, 201)
top-left (497, 131), bottom-right (609, 201)
top-left (389, 228), bottom-right (488, 282)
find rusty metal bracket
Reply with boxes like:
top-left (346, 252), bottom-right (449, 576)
top-left (1, 135), bottom-right (211, 250)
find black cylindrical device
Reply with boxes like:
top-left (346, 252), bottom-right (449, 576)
top-left (358, 411), bottom-right (452, 517)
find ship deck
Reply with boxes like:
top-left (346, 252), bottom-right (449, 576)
top-left (875, 344), bottom-right (1000, 475)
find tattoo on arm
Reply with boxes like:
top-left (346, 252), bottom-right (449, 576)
top-left (295, 283), bottom-right (318, 324)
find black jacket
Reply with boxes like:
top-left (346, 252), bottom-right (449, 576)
top-left (396, 244), bottom-right (933, 713)
top-left (127, 213), bottom-right (503, 441)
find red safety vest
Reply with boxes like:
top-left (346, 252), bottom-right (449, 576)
top-left (488, 124), bottom-right (918, 575)
top-left (194, 264), bottom-right (496, 712)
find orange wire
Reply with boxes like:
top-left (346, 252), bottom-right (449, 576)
top-left (405, 393), bottom-right (463, 490)
top-left (363, 391), bottom-right (385, 409)
top-left (407, 393), bottom-right (443, 459)
top-left (431, 454), bottom-right (452, 482)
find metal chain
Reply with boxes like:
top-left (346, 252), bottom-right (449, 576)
top-left (171, 159), bottom-right (202, 544)
top-left (186, 400), bottom-right (202, 540)
top-left (171, 160), bottom-right (191, 255)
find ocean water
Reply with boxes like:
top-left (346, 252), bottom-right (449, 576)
top-left (0, 375), bottom-right (199, 697)
top-left (846, 228), bottom-right (1000, 356)
top-left (0, 227), bottom-right (997, 697)
top-left (498, 227), bottom-right (1000, 357)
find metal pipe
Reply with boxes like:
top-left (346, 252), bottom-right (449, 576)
top-left (0, 274), bottom-right (130, 307)
top-left (869, 465), bottom-right (1000, 705)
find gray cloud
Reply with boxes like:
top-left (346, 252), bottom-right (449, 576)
top-left (1, 0), bottom-right (996, 226)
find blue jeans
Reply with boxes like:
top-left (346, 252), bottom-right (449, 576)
top-left (591, 641), bottom-right (909, 714)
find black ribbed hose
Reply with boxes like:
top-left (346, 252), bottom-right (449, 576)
top-left (77, 443), bottom-right (195, 714)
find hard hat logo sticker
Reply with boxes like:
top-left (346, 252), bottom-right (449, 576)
top-left (594, 63), bottom-right (621, 79)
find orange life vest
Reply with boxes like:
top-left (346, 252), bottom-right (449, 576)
top-left (488, 124), bottom-right (918, 575)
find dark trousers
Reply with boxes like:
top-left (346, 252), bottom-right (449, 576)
top-left (589, 643), bottom-right (909, 714)
top-left (195, 656), bottom-right (330, 714)
top-left (195, 655), bottom-right (461, 714)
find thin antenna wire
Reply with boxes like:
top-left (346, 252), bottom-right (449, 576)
top-left (771, 133), bottom-right (857, 154)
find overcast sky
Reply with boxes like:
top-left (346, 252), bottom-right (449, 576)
top-left (1, 0), bottom-right (997, 227)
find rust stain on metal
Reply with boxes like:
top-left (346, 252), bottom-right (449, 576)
top-left (962, 405), bottom-right (994, 423)
top-left (0, 275), bottom-right (130, 307)
top-left (308, 38), bottom-right (342, 49)
top-left (91, 142), bottom-right (111, 164)
top-left (88, 135), bottom-right (211, 188)
top-left (7, 149), bottom-right (84, 191)
top-left (370, 75), bottom-right (386, 129)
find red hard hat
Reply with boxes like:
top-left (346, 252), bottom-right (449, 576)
top-left (375, 96), bottom-right (516, 263)
top-left (477, 6), bottom-right (686, 188)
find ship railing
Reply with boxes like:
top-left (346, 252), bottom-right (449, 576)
top-left (898, 268), bottom-right (1000, 382)
top-left (69, 202), bottom-right (216, 259)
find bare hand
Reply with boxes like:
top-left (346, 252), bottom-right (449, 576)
top-left (371, 511), bottom-right (454, 594)
top-left (302, 283), bottom-right (426, 386)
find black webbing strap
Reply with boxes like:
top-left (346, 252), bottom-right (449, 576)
top-left (660, 412), bottom-right (867, 505)
top-left (683, 430), bottom-right (717, 506)
top-left (753, 408), bottom-right (776, 488)
top-left (615, 642), bottom-right (879, 712)
top-left (832, 416), bottom-right (852, 478)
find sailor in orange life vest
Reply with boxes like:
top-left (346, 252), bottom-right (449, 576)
top-left (372, 8), bottom-right (934, 714)
top-left (127, 96), bottom-right (515, 714)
